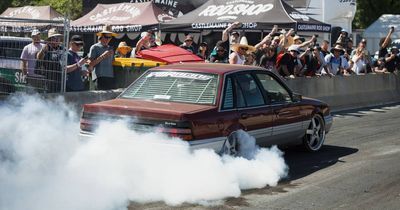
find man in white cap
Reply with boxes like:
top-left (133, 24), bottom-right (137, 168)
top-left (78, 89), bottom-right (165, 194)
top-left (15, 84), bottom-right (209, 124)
top-left (20, 29), bottom-right (44, 76)
top-left (88, 25), bottom-right (116, 90)
top-left (276, 45), bottom-right (303, 78)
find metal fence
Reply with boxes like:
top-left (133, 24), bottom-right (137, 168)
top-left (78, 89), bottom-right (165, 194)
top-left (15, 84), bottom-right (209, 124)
top-left (0, 17), bottom-right (69, 95)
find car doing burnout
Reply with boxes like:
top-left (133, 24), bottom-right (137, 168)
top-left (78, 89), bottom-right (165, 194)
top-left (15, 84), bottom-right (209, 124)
top-left (80, 63), bottom-right (333, 155)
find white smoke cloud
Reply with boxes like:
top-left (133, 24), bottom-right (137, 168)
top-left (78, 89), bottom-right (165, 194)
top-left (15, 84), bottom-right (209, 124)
top-left (0, 94), bottom-right (288, 210)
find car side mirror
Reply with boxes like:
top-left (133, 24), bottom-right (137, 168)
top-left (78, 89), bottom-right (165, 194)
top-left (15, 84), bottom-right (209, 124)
top-left (292, 93), bottom-right (302, 102)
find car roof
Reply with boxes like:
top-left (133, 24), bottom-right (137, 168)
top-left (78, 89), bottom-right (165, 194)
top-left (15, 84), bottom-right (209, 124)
top-left (151, 63), bottom-right (267, 75)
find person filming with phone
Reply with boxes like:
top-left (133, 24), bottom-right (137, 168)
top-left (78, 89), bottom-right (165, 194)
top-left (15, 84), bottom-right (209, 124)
top-left (65, 35), bottom-right (88, 92)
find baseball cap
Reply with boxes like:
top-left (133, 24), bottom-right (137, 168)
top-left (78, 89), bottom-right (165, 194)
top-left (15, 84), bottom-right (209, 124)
top-left (70, 35), bottom-right (83, 44)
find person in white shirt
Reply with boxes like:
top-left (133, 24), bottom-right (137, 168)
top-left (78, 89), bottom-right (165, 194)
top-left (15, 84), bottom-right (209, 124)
top-left (229, 37), bottom-right (256, 65)
top-left (20, 29), bottom-right (44, 76)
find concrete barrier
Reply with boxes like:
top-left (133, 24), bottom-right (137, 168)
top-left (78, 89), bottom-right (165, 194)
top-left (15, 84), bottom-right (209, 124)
top-left (14, 73), bottom-right (400, 113)
top-left (285, 73), bottom-right (400, 111)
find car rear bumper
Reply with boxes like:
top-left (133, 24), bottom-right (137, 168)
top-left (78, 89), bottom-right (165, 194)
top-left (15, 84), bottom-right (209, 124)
top-left (79, 130), bottom-right (225, 153)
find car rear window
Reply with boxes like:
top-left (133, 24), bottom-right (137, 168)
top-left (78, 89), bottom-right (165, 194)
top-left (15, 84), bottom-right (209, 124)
top-left (120, 70), bottom-right (219, 105)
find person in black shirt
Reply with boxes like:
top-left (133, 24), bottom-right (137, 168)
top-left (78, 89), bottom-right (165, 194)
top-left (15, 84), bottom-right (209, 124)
top-left (209, 43), bottom-right (228, 63)
top-left (385, 46), bottom-right (400, 72)
top-left (379, 27), bottom-right (395, 58)
top-left (36, 28), bottom-right (64, 93)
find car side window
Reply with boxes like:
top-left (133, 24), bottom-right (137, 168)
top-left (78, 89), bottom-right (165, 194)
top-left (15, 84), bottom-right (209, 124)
top-left (236, 73), bottom-right (265, 107)
top-left (222, 77), bottom-right (234, 109)
top-left (256, 73), bottom-right (291, 103)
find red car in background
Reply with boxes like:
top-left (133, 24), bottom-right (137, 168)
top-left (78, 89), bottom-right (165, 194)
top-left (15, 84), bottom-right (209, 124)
top-left (80, 63), bottom-right (333, 155)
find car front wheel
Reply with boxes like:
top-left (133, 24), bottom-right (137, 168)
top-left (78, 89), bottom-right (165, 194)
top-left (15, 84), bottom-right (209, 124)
top-left (220, 131), bottom-right (240, 156)
top-left (303, 114), bottom-right (326, 152)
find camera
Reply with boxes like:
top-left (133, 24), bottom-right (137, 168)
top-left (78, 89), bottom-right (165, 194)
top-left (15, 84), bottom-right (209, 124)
top-left (391, 26), bottom-right (395, 31)
top-left (314, 34), bottom-right (319, 38)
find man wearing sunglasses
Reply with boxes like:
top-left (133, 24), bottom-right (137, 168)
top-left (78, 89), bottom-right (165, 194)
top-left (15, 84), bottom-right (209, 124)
top-left (88, 25), bottom-right (116, 90)
top-left (65, 35), bottom-right (88, 92)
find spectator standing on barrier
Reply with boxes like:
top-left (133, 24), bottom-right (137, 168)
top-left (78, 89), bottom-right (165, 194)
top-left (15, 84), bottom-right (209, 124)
top-left (378, 27), bottom-right (394, 58)
top-left (351, 46), bottom-right (369, 75)
top-left (65, 35), bottom-right (88, 92)
top-left (276, 45), bottom-right (302, 78)
top-left (180, 35), bottom-right (196, 53)
top-left (385, 46), bottom-right (400, 73)
top-left (259, 47), bottom-right (277, 72)
top-left (373, 57), bottom-right (388, 73)
top-left (320, 40), bottom-right (330, 57)
top-left (209, 41), bottom-right (229, 63)
top-left (36, 28), bottom-right (64, 93)
top-left (350, 39), bottom-right (372, 73)
top-left (196, 42), bottom-right (209, 60)
top-left (299, 45), bottom-right (324, 77)
top-left (323, 45), bottom-right (349, 76)
top-left (135, 30), bottom-right (156, 55)
top-left (88, 25), bottom-right (116, 90)
top-left (20, 29), bottom-right (44, 76)
top-left (229, 37), bottom-right (256, 65)
top-left (115, 42), bottom-right (132, 58)
top-left (222, 21), bottom-right (241, 52)
top-left (335, 29), bottom-right (351, 48)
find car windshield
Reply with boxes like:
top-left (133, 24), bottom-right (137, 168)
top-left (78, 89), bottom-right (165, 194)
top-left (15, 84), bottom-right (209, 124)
top-left (120, 70), bottom-right (219, 105)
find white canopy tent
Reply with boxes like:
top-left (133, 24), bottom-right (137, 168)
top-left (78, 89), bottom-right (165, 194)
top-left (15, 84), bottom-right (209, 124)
top-left (363, 14), bottom-right (400, 53)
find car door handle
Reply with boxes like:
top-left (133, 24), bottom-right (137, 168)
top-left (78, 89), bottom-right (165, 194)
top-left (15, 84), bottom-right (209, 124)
top-left (276, 111), bottom-right (292, 115)
top-left (241, 113), bottom-right (249, 119)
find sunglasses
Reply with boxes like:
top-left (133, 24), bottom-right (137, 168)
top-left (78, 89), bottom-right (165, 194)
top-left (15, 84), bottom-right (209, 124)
top-left (240, 47), bottom-right (248, 51)
top-left (217, 49), bottom-right (225, 52)
top-left (74, 42), bottom-right (84, 46)
top-left (103, 36), bottom-right (112, 39)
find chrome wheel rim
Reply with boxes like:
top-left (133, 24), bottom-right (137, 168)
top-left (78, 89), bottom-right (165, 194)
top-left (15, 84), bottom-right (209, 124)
top-left (305, 116), bottom-right (326, 151)
top-left (221, 132), bottom-right (239, 156)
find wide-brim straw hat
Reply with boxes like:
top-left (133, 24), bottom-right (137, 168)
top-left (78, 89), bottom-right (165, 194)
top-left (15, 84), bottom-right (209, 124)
top-left (330, 44), bottom-right (345, 53)
top-left (293, 35), bottom-right (303, 43)
top-left (47, 28), bottom-right (62, 39)
top-left (96, 25), bottom-right (117, 37)
top-left (231, 36), bottom-right (256, 53)
top-left (117, 41), bottom-right (132, 51)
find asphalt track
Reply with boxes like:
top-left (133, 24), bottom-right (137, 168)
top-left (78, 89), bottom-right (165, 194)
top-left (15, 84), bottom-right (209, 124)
top-left (129, 103), bottom-right (400, 210)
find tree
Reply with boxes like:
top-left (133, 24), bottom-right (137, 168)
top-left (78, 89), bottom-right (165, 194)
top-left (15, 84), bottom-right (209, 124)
top-left (353, 0), bottom-right (400, 29)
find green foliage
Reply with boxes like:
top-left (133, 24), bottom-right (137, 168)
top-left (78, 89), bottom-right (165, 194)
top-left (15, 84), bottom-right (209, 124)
top-left (354, 0), bottom-right (400, 29)
top-left (0, 0), bottom-right (82, 20)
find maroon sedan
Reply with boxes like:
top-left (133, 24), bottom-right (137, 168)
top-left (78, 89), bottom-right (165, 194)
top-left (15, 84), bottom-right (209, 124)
top-left (80, 63), bottom-right (332, 155)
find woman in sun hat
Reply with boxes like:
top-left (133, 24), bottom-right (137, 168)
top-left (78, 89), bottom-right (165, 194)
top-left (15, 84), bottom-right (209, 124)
top-left (87, 25), bottom-right (117, 90)
top-left (229, 36), bottom-right (256, 65)
top-left (115, 42), bottom-right (132, 58)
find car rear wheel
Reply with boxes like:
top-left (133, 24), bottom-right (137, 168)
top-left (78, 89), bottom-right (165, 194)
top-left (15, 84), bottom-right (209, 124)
top-left (303, 114), bottom-right (326, 152)
top-left (220, 131), bottom-right (240, 156)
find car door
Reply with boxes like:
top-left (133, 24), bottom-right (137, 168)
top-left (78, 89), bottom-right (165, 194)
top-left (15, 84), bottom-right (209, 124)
top-left (230, 72), bottom-right (273, 144)
top-left (254, 72), bottom-right (304, 145)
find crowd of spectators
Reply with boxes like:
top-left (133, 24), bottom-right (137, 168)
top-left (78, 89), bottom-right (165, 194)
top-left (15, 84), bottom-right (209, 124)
top-left (21, 24), bottom-right (400, 92)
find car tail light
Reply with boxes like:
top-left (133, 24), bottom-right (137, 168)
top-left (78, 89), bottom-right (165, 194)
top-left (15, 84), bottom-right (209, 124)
top-left (156, 127), bottom-right (193, 141)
